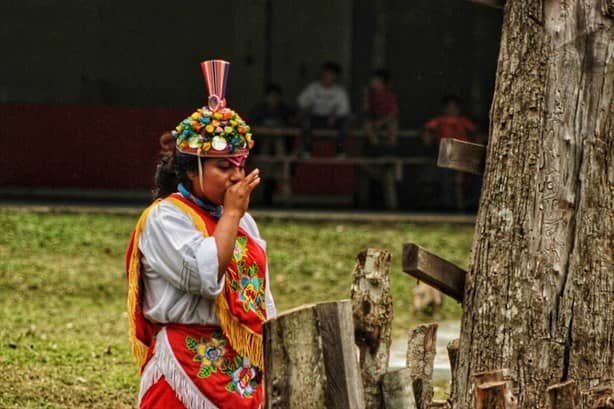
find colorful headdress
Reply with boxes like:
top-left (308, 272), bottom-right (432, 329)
top-left (172, 60), bottom-right (254, 158)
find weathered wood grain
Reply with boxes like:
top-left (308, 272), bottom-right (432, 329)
top-left (351, 248), bottom-right (393, 409)
top-left (406, 323), bottom-right (438, 409)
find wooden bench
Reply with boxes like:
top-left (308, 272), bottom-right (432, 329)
top-left (250, 127), bottom-right (432, 209)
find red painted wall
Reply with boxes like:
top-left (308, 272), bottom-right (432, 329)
top-left (0, 104), bottom-right (354, 195)
top-left (1, 104), bottom-right (185, 189)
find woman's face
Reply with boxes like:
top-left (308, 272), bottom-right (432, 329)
top-left (188, 158), bottom-right (245, 205)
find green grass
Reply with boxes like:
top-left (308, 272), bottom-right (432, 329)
top-left (0, 209), bottom-right (473, 408)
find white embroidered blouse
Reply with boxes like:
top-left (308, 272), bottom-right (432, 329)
top-left (138, 200), bottom-right (276, 326)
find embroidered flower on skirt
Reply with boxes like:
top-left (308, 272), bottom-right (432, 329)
top-left (229, 236), bottom-right (266, 321)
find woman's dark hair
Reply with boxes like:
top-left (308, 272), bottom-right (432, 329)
top-left (153, 151), bottom-right (200, 199)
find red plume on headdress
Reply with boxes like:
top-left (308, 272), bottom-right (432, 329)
top-left (200, 60), bottom-right (230, 112)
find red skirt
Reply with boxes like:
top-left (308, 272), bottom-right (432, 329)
top-left (139, 324), bottom-right (263, 409)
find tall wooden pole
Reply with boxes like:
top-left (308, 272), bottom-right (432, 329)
top-left (455, 0), bottom-right (613, 408)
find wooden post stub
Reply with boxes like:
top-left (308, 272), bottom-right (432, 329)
top-left (264, 300), bottom-right (365, 409)
top-left (402, 243), bottom-right (467, 302)
top-left (437, 138), bottom-right (487, 175)
top-left (447, 339), bottom-right (460, 403)
top-left (382, 368), bottom-right (417, 409)
top-left (351, 248), bottom-right (393, 409)
top-left (473, 369), bottom-right (516, 409)
top-left (476, 381), bottom-right (507, 409)
top-left (546, 380), bottom-right (579, 409)
top-left (406, 323), bottom-right (438, 409)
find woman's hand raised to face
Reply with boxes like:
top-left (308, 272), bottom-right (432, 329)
top-left (223, 169), bottom-right (260, 218)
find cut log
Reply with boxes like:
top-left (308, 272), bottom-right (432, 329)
top-left (351, 248), bottom-right (393, 409)
top-left (381, 368), bottom-right (417, 409)
top-left (402, 243), bottom-right (467, 302)
top-left (437, 138), bottom-right (487, 175)
top-left (264, 300), bottom-right (365, 409)
top-left (406, 323), bottom-right (438, 409)
top-left (546, 380), bottom-right (579, 409)
top-left (447, 339), bottom-right (460, 403)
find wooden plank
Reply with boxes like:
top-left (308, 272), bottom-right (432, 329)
top-left (437, 137), bottom-right (486, 175)
top-left (406, 323), bottom-right (438, 409)
top-left (402, 243), bottom-right (467, 302)
top-left (466, 0), bottom-right (505, 9)
top-left (350, 249), bottom-right (393, 409)
top-left (546, 380), bottom-right (579, 409)
top-left (382, 368), bottom-right (417, 409)
top-left (264, 300), bottom-right (365, 409)
top-left (251, 154), bottom-right (432, 166)
top-left (253, 126), bottom-right (420, 138)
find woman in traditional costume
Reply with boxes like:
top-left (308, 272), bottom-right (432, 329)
top-left (126, 60), bottom-right (275, 409)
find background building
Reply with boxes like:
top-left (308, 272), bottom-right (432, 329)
top-left (0, 0), bottom-right (502, 207)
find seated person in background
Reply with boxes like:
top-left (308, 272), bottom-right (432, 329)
top-left (297, 61), bottom-right (351, 158)
top-left (249, 84), bottom-right (295, 205)
top-left (422, 96), bottom-right (477, 212)
top-left (363, 69), bottom-right (399, 155)
top-left (249, 83), bottom-right (295, 155)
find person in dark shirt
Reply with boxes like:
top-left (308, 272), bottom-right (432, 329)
top-left (363, 69), bottom-right (399, 154)
top-left (250, 83), bottom-right (295, 129)
top-left (249, 84), bottom-right (295, 205)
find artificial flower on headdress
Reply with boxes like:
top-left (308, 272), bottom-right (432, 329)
top-left (171, 60), bottom-right (255, 158)
top-left (172, 107), bottom-right (254, 157)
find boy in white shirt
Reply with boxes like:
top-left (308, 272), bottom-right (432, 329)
top-left (297, 62), bottom-right (351, 158)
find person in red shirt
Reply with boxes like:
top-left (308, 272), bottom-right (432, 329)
top-left (363, 69), bottom-right (400, 153)
top-left (423, 96), bottom-right (477, 144)
top-left (423, 96), bottom-right (478, 212)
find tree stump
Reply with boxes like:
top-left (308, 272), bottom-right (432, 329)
top-left (406, 323), bottom-right (438, 409)
top-left (351, 248), bottom-right (393, 409)
top-left (381, 368), bottom-right (417, 409)
top-left (264, 300), bottom-right (365, 409)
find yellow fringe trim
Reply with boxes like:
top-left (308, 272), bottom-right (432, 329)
top-left (215, 294), bottom-right (264, 369)
top-left (155, 197), bottom-right (263, 369)
top-left (127, 199), bottom-right (161, 369)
